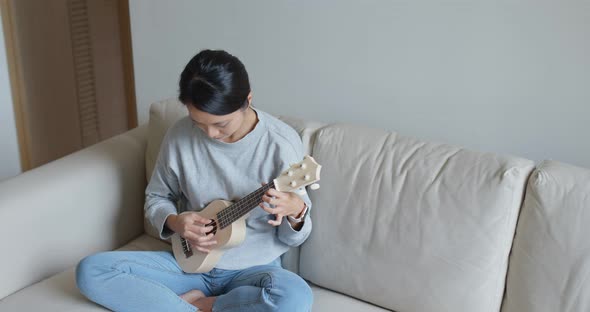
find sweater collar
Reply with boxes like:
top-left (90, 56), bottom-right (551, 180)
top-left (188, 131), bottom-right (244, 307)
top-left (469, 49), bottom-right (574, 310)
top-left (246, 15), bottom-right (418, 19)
top-left (193, 107), bottom-right (265, 150)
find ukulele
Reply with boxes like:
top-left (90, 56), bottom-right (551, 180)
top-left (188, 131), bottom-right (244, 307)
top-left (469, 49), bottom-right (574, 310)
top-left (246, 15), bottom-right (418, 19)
top-left (172, 155), bottom-right (321, 273)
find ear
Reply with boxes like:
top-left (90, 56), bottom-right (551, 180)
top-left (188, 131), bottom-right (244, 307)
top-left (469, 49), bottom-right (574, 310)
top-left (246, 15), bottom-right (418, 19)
top-left (247, 91), bottom-right (253, 107)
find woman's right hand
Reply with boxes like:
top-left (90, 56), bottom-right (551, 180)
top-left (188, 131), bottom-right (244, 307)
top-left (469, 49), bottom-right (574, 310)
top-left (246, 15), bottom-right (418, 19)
top-left (167, 212), bottom-right (217, 253)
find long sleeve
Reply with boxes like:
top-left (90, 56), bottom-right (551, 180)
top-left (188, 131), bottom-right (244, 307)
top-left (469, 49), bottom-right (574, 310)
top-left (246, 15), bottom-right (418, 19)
top-left (277, 191), bottom-right (312, 247)
top-left (144, 136), bottom-right (180, 240)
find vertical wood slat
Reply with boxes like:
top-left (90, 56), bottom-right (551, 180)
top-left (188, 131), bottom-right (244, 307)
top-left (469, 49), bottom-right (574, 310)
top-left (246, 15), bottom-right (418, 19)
top-left (117, 0), bottom-right (137, 129)
top-left (0, 0), bottom-right (31, 170)
top-left (67, 0), bottom-right (100, 147)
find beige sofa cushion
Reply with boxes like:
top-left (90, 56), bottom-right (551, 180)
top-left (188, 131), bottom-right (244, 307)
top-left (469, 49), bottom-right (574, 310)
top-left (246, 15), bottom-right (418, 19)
top-left (300, 123), bottom-right (535, 312)
top-left (145, 98), bottom-right (187, 182)
top-left (502, 160), bottom-right (590, 312)
top-left (0, 235), bottom-right (385, 311)
top-left (0, 126), bottom-right (148, 300)
top-left (0, 235), bottom-right (169, 311)
top-left (277, 115), bottom-right (326, 156)
top-left (310, 284), bottom-right (390, 311)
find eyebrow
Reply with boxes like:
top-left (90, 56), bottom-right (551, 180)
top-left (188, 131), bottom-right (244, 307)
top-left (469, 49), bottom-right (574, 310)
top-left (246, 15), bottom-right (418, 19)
top-left (191, 119), bottom-right (229, 126)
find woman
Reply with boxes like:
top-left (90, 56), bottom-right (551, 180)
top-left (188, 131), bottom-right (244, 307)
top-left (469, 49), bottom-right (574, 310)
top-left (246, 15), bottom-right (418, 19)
top-left (76, 50), bottom-right (313, 312)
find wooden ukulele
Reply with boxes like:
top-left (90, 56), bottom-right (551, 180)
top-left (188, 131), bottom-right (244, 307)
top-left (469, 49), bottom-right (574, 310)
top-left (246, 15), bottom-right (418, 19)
top-left (171, 155), bottom-right (321, 273)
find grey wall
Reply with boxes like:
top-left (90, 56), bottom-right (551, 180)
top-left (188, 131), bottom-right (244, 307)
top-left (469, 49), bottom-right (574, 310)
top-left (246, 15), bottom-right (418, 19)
top-left (0, 11), bottom-right (22, 181)
top-left (129, 0), bottom-right (590, 168)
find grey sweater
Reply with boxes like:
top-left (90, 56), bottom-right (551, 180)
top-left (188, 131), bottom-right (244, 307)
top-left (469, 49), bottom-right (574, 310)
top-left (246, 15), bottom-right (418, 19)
top-left (144, 108), bottom-right (312, 270)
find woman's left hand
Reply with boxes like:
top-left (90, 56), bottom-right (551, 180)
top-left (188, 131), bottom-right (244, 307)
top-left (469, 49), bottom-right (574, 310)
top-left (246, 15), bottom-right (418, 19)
top-left (260, 185), bottom-right (306, 226)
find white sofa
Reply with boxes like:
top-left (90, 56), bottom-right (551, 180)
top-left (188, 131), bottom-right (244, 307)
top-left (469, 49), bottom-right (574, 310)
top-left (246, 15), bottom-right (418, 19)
top-left (1, 99), bottom-right (589, 311)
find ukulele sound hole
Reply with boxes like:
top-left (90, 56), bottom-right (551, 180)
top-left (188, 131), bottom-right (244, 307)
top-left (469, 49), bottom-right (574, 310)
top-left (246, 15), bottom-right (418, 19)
top-left (206, 220), bottom-right (218, 235)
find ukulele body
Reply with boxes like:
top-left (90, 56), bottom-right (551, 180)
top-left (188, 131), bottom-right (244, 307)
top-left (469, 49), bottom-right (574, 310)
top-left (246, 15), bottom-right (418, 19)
top-left (171, 199), bottom-right (247, 273)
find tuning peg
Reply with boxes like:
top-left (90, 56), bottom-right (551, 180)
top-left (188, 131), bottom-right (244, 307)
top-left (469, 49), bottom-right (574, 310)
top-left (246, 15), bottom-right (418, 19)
top-left (310, 183), bottom-right (320, 190)
top-left (290, 181), bottom-right (298, 187)
top-left (287, 170), bottom-right (294, 176)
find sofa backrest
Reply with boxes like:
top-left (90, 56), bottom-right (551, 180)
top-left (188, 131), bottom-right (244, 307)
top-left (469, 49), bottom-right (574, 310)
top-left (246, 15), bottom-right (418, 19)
top-left (501, 160), bottom-right (590, 312)
top-left (299, 122), bottom-right (535, 312)
top-left (145, 98), bottom-right (188, 182)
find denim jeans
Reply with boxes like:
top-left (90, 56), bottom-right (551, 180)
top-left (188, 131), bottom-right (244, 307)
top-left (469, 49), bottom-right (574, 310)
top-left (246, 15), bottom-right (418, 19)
top-left (75, 250), bottom-right (313, 312)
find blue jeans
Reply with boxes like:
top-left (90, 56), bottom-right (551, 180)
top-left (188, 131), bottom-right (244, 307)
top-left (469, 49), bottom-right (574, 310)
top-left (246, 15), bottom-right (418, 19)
top-left (75, 250), bottom-right (312, 312)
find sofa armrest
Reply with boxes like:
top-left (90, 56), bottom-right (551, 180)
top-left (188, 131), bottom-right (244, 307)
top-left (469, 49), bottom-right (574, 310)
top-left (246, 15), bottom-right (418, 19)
top-left (0, 125), bottom-right (148, 299)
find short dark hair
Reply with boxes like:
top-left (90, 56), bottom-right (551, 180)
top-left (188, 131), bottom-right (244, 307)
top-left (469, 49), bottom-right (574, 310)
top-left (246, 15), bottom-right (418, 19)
top-left (178, 50), bottom-right (250, 115)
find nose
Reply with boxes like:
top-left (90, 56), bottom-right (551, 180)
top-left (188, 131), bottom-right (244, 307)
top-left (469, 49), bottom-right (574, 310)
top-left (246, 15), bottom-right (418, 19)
top-left (205, 127), bottom-right (220, 139)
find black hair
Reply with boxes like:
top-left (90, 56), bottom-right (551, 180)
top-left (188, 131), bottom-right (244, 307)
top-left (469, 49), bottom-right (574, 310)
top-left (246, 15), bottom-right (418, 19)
top-left (178, 50), bottom-right (250, 115)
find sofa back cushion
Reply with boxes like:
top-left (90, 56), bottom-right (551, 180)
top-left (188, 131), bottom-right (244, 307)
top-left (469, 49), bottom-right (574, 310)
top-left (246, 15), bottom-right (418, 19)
top-left (299, 123), bottom-right (534, 312)
top-left (145, 98), bottom-right (188, 181)
top-left (502, 160), bottom-right (590, 312)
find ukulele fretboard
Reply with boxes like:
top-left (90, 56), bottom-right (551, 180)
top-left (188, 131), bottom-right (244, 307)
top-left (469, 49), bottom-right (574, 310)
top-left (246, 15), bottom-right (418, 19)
top-left (216, 181), bottom-right (275, 229)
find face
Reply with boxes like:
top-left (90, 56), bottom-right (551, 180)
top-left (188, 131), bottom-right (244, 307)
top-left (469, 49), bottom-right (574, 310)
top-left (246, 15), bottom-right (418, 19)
top-left (187, 104), bottom-right (249, 143)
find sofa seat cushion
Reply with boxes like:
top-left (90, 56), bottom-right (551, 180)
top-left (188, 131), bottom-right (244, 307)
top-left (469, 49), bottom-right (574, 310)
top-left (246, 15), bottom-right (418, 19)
top-left (310, 284), bottom-right (391, 311)
top-left (300, 123), bottom-right (535, 312)
top-left (1, 235), bottom-right (357, 311)
top-left (0, 271), bottom-right (387, 312)
top-left (0, 268), bottom-right (108, 312)
top-left (0, 235), bottom-right (170, 311)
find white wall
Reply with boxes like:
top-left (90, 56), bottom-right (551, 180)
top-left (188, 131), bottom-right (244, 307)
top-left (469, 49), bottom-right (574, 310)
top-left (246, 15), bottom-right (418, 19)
top-left (129, 0), bottom-right (590, 168)
top-left (0, 11), bottom-right (21, 181)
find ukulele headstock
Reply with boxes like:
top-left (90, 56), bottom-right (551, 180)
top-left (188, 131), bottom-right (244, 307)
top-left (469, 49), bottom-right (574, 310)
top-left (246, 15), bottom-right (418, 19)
top-left (274, 155), bottom-right (321, 193)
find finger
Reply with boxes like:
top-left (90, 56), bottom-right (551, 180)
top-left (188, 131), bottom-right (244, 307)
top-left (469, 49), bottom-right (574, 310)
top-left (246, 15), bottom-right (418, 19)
top-left (261, 194), bottom-right (275, 204)
top-left (191, 214), bottom-right (213, 225)
top-left (195, 226), bottom-right (214, 235)
top-left (196, 233), bottom-right (216, 243)
top-left (197, 240), bottom-right (217, 246)
top-left (259, 199), bottom-right (272, 207)
top-left (268, 217), bottom-right (282, 226)
top-left (266, 188), bottom-right (284, 198)
top-left (185, 224), bottom-right (211, 236)
top-left (195, 246), bottom-right (211, 253)
top-left (191, 244), bottom-right (213, 253)
top-left (183, 232), bottom-right (203, 243)
top-left (187, 237), bottom-right (217, 247)
top-left (260, 203), bottom-right (275, 214)
top-left (184, 231), bottom-right (215, 243)
top-left (183, 212), bottom-right (210, 223)
top-left (268, 214), bottom-right (283, 226)
top-left (260, 203), bottom-right (286, 218)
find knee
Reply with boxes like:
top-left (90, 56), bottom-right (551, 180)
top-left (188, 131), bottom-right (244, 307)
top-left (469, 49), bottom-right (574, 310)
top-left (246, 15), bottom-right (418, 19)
top-left (268, 271), bottom-right (313, 311)
top-left (75, 252), bottom-right (114, 300)
top-left (288, 277), bottom-right (313, 310)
